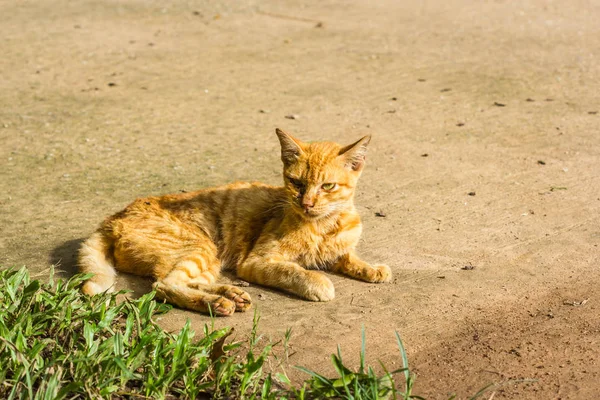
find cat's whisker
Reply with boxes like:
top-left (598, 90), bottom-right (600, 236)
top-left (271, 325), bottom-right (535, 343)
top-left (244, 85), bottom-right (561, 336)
top-left (255, 199), bottom-right (290, 216)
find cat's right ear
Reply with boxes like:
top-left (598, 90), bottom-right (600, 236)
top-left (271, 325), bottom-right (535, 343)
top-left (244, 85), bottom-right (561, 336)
top-left (276, 128), bottom-right (304, 166)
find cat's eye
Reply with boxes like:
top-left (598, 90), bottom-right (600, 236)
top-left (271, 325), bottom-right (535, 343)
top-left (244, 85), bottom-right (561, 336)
top-left (321, 183), bottom-right (336, 191)
top-left (288, 177), bottom-right (304, 189)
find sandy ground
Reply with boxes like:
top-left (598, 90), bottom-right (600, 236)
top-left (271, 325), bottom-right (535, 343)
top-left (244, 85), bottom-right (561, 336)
top-left (2, 0), bottom-right (599, 398)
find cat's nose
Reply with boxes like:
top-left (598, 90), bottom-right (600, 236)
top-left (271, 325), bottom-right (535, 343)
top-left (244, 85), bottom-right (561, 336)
top-left (301, 198), bottom-right (315, 210)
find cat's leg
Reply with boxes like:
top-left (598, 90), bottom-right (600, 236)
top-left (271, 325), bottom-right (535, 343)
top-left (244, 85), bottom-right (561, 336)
top-left (153, 280), bottom-right (238, 316)
top-left (331, 252), bottom-right (392, 283)
top-left (237, 255), bottom-right (335, 301)
top-left (154, 251), bottom-right (252, 316)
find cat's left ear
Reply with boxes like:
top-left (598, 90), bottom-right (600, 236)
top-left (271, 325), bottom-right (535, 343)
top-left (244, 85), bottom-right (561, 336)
top-left (339, 135), bottom-right (371, 172)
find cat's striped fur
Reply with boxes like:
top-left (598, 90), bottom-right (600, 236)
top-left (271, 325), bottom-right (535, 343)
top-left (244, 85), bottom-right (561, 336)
top-left (79, 129), bottom-right (391, 316)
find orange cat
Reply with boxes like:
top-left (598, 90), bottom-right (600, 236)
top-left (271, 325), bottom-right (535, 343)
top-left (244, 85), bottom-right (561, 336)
top-left (79, 129), bottom-right (391, 316)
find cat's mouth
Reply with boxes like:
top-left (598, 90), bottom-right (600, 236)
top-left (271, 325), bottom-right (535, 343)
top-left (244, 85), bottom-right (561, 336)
top-left (295, 205), bottom-right (329, 220)
top-left (303, 209), bottom-right (322, 219)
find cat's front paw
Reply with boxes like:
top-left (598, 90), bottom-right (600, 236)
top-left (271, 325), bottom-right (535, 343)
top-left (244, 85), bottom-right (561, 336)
top-left (369, 264), bottom-right (392, 283)
top-left (301, 271), bottom-right (335, 302)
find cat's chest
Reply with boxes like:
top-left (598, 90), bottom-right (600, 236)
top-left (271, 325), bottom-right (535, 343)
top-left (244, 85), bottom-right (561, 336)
top-left (284, 226), bottom-right (360, 269)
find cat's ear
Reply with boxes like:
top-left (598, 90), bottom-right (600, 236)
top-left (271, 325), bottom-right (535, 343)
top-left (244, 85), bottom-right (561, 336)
top-left (339, 135), bottom-right (371, 171)
top-left (276, 128), bottom-right (304, 165)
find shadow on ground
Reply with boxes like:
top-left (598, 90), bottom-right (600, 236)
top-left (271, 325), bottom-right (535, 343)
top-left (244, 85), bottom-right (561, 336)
top-left (50, 238), bottom-right (83, 279)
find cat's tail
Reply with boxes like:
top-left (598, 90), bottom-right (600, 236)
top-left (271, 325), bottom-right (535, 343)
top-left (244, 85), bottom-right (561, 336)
top-left (78, 231), bottom-right (117, 296)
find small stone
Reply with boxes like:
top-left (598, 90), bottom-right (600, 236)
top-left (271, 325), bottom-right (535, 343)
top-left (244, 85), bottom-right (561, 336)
top-left (509, 349), bottom-right (522, 357)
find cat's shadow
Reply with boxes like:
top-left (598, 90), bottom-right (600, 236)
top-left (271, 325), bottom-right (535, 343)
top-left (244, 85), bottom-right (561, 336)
top-left (50, 238), bottom-right (83, 278)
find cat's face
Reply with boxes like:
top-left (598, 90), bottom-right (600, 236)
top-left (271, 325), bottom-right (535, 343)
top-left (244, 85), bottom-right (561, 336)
top-left (276, 129), bottom-right (370, 220)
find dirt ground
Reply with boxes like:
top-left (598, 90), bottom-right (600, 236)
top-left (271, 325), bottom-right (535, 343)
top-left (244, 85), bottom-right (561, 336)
top-left (2, 0), bottom-right (599, 398)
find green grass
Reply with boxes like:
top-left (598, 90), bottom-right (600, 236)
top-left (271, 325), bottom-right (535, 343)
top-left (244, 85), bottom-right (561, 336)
top-left (0, 267), bottom-right (504, 399)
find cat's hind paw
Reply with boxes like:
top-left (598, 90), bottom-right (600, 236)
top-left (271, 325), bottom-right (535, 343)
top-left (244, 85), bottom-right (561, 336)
top-left (206, 297), bottom-right (237, 316)
top-left (222, 286), bottom-right (252, 312)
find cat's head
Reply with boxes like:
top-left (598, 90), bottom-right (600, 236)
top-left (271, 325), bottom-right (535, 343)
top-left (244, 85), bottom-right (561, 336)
top-left (276, 128), bottom-right (370, 220)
